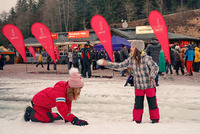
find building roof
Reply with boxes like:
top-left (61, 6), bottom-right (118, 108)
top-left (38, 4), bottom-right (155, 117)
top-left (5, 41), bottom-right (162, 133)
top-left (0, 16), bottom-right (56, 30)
top-left (24, 27), bottom-right (200, 47)
top-left (24, 31), bottom-right (99, 47)
top-left (114, 28), bottom-right (200, 41)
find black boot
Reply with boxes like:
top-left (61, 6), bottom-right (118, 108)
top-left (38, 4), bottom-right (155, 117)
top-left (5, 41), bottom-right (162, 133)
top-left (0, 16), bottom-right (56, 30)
top-left (124, 83), bottom-right (128, 87)
top-left (24, 106), bottom-right (33, 122)
top-left (152, 119), bottom-right (159, 123)
top-left (182, 71), bottom-right (184, 75)
top-left (190, 72), bottom-right (193, 76)
top-left (135, 121), bottom-right (141, 124)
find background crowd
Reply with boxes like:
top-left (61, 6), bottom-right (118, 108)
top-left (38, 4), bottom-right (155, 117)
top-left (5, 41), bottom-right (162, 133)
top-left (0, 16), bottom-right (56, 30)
top-left (1, 39), bottom-right (200, 83)
top-left (63, 39), bottom-right (200, 84)
top-left (69, 39), bottom-right (199, 83)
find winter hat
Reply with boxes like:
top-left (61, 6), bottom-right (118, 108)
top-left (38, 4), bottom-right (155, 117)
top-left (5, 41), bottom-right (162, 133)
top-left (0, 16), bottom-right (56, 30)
top-left (68, 68), bottom-right (84, 88)
top-left (175, 46), bottom-right (180, 50)
top-left (130, 40), bottom-right (145, 52)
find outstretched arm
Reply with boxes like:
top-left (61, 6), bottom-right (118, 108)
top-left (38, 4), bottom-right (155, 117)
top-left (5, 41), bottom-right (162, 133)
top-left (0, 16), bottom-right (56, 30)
top-left (97, 57), bottom-right (131, 70)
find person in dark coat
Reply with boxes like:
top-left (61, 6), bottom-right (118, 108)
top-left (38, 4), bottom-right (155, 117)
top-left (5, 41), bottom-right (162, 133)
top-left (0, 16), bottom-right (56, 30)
top-left (120, 45), bottom-right (128, 62)
top-left (81, 42), bottom-right (92, 78)
top-left (54, 53), bottom-right (58, 70)
top-left (91, 50), bottom-right (98, 70)
top-left (146, 38), bottom-right (161, 86)
top-left (120, 45), bottom-right (128, 76)
top-left (98, 49), bottom-right (107, 69)
top-left (68, 50), bottom-right (73, 70)
top-left (163, 47), bottom-right (175, 79)
top-left (80, 48), bottom-right (84, 75)
top-left (47, 55), bottom-right (51, 70)
top-left (0, 53), bottom-right (6, 70)
top-left (174, 46), bottom-right (184, 75)
top-left (114, 50), bottom-right (121, 63)
top-left (72, 47), bottom-right (79, 68)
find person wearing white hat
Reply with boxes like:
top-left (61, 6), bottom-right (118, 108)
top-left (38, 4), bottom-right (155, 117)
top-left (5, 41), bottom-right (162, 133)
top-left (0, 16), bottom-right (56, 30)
top-left (97, 40), bottom-right (160, 123)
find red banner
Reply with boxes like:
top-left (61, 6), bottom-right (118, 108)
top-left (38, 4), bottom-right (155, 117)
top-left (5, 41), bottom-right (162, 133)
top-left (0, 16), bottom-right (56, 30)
top-left (149, 10), bottom-right (171, 64)
top-left (54, 45), bottom-right (60, 61)
top-left (31, 23), bottom-right (56, 64)
top-left (91, 15), bottom-right (113, 62)
top-left (2, 24), bottom-right (27, 62)
top-left (28, 46), bottom-right (36, 60)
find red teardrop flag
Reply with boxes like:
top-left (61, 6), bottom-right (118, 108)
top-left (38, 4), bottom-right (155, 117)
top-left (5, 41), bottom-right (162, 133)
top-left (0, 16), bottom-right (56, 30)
top-left (31, 22), bottom-right (56, 64)
top-left (54, 45), bottom-right (60, 61)
top-left (28, 46), bottom-right (36, 60)
top-left (2, 24), bottom-right (27, 62)
top-left (91, 15), bottom-right (113, 62)
top-left (149, 10), bottom-right (171, 64)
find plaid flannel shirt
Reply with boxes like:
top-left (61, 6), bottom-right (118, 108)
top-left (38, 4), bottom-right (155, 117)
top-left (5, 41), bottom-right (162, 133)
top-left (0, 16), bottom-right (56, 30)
top-left (106, 53), bottom-right (158, 90)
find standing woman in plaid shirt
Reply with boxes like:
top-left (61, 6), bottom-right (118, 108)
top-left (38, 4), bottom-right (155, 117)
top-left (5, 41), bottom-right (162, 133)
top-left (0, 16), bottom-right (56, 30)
top-left (98, 40), bottom-right (160, 123)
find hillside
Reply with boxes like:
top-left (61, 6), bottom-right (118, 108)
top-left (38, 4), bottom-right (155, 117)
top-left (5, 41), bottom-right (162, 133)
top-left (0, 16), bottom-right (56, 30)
top-left (112, 9), bottom-right (200, 38)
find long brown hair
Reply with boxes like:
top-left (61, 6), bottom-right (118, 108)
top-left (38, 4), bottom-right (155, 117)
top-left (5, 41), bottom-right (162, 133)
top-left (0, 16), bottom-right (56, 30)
top-left (67, 87), bottom-right (81, 101)
top-left (132, 48), bottom-right (142, 67)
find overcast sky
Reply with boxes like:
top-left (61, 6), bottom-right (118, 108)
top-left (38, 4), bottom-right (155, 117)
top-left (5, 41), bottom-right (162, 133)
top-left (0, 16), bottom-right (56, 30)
top-left (0, 0), bottom-right (18, 13)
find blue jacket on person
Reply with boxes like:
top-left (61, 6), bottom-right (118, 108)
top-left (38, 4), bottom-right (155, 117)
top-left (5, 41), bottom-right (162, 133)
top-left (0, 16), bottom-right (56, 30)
top-left (185, 46), bottom-right (195, 61)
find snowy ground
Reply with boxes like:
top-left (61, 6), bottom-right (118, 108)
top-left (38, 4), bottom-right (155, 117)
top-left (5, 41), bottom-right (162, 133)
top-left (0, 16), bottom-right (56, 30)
top-left (0, 64), bottom-right (200, 134)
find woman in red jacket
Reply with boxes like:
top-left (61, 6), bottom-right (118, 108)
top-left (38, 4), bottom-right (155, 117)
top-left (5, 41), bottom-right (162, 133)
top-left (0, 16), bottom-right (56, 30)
top-left (24, 68), bottom-right (88, 126)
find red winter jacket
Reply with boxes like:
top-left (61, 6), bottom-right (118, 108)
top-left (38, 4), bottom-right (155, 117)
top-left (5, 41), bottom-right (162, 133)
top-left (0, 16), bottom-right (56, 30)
top-left (32, 81), bottom-right (76, 122)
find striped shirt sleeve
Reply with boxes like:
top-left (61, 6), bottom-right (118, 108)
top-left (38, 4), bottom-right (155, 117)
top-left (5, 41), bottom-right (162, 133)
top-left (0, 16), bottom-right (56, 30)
top-left (56, 97), bottom-right (66, 102)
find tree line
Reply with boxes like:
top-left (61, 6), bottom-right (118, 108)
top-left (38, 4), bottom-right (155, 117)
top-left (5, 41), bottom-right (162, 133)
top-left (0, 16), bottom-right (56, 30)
top-left (0, 0), bottom-right (200, 47)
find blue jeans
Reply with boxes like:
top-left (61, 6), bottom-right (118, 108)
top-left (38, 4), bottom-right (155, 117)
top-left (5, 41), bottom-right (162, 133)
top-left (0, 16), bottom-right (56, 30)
top-left (126, 74), bottom-right (133, 83)
top-left (68, 62), bottom-right (72, 70)
top-left (166, 64), bottom-right (173, 74)
top-left (122, 69), bottom-right (126, 76)
top-left (155, 62), bottom-right (159, 85)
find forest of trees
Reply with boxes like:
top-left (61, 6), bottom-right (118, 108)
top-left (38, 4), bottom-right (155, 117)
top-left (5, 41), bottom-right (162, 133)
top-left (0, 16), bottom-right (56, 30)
top-left (0, 0), bottom-right (200, 47)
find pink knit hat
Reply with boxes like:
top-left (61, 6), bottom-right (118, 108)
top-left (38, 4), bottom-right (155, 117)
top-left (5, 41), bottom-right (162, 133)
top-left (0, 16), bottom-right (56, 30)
top-left (68, 68), bottom-right (84, 88)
